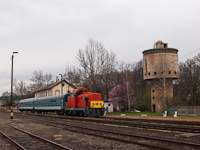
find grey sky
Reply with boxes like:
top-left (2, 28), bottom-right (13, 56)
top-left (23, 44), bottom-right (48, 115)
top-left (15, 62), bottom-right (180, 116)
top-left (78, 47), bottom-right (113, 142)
top-left (1, 0), bottom-right (200, 95)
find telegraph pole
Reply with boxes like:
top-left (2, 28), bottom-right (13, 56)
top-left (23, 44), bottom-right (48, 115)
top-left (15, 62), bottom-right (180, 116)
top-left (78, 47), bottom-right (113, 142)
top-left (11, 52), bottom-right (18, 119)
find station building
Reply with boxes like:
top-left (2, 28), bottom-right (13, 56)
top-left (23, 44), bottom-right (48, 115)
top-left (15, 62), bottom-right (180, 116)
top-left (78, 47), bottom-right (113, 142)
top-left (35, 79), bottom-right (77, 98)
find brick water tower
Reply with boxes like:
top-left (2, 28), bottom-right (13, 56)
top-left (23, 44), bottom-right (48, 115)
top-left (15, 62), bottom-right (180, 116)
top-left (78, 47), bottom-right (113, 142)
top-left (143, 40), bottom-right (179, 112)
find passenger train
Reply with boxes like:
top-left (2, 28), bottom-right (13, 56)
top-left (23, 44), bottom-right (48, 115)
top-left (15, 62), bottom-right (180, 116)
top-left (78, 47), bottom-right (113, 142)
top-left (18, 88), bottom-right (105, 117)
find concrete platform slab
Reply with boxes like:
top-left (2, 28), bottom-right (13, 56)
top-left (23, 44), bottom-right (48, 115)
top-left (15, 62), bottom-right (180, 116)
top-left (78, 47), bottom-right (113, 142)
top-left (178, 133), bottom-right (199, 137)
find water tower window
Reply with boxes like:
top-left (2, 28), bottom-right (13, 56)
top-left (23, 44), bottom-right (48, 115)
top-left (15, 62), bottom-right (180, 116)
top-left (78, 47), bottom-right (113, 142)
top-left (145, 59), bottom-right (147, 73)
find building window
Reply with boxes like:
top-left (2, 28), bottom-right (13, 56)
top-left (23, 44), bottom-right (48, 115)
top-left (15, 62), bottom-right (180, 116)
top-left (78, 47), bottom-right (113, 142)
top-left (152, 90), bottom-right (154, 92)
top-left (153, 97), bottom-right (155, 99)
top-left (169, 71), bottom-right (171, 74)
top-left (148, 72), bottom-right (150, 75)
top-left (108, 104), bottom-right (110, 106)
top-left (174, 71), bottom-right (176, 74)
top-left (55, 90), bottom-right (60, 95)
top-left (145, 59), bottom-right (147, 73)
top-left (154, 72), bottom-right (157, 75)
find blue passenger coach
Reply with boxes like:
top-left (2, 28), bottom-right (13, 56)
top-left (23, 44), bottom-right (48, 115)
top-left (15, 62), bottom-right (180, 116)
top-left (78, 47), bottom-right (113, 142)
top-left (18, 94), bottom-right (70, 114)
top-left (18, 98), bottom-right (36, 112)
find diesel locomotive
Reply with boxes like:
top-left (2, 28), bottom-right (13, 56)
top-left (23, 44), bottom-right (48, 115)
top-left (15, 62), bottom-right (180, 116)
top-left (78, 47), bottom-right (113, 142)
top-left (18, 88), bottom-right (105, 117)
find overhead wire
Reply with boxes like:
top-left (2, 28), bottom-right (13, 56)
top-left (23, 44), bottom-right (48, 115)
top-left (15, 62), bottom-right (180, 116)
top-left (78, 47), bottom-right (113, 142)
top-left (0, 59), bottom-right (11, 83)
top-left (179, 48), bottom-right (200, 60)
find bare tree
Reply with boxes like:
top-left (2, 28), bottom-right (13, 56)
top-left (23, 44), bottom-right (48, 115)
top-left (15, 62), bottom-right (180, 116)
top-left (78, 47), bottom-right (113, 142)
top-left (65, 64), bottom-right (82, 83)
top-left (175, 55), bottom-right (200, 106)
top-left (2, 91), bottom-right (10, 96)
top-left (30, 70), bottom-right (52, 90)
top-left (118, 61), bottom-right (135, 111)
top-left (153, 55), bottom-right (177, 110)
top-left (44, 73), bottom-right (52, 84)
top-left (76, 38), bottom-right (117, 99)
top-left (14, 79), bottom-right (28, 96)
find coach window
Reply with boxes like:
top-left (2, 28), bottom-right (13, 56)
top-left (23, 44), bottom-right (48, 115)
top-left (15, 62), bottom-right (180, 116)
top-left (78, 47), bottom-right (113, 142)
top-left (56, 100), bottom-right (58, 105)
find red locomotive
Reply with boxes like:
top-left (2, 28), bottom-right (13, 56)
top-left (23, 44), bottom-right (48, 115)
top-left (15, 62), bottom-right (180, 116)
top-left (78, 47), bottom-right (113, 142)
top-left (65, 88), bottom-right (105, 117)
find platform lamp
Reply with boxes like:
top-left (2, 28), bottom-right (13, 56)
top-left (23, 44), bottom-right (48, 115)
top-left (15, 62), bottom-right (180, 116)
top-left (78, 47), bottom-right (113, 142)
top-left (11, 52), bottom-right (18, 119)
top-left (59, 74), bottom-right (63, 94)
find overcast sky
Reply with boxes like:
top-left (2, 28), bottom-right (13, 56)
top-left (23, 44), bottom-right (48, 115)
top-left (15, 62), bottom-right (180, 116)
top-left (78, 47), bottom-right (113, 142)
top-left (1, 0), bottom-right (200, 95)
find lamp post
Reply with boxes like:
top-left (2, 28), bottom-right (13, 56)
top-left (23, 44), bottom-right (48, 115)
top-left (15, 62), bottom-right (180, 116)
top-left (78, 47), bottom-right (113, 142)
top-left (11, 52), bottom-right (18, 119)
top-left (59, 74), bottom-right (63, 94)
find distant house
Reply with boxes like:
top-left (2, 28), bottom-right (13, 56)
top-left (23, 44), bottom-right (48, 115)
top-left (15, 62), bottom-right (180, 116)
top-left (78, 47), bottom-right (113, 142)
top-left (0, 96), bottom-right (21, 109)
top-left (35, 79), bottom-right (77, 98)
top-left (104, 101), bottom-right (114, 112)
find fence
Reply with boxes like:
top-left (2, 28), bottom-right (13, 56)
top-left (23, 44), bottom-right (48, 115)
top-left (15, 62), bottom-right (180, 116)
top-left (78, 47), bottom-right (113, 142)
top-left (168, 106), bottom-right (200, 116)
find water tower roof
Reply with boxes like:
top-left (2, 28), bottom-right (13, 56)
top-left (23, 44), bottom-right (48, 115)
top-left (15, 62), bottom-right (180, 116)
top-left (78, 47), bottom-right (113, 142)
top-left (156, 40), bottom-right (163, 43)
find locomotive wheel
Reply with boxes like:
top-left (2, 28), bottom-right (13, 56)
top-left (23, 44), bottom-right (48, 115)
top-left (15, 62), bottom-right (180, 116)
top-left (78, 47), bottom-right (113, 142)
top-left (79, 112), bottom-right (84, 117)
top-left (67, 111), bottom-right (72, 116)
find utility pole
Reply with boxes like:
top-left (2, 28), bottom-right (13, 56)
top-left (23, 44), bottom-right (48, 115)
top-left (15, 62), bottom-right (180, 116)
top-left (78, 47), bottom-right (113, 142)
top-left (11, 52), bottom-right (18, 119)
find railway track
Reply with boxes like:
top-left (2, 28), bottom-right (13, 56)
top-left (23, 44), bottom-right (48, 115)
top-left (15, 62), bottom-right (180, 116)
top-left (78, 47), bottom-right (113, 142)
top-left (104, 116), bottom-right (200, 126)
top-left (19, 112), bottom-right (200, 133)
top-left (2, 110), bottom-right (200, 133)
top-left (0, 121), bottom-right (72, 150)
top-left (16, 114), bottom-right (200, 150)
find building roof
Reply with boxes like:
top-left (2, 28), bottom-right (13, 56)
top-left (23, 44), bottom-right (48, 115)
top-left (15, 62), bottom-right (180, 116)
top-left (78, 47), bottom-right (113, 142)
top-left (35, 80), bottom-right (77, 92)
